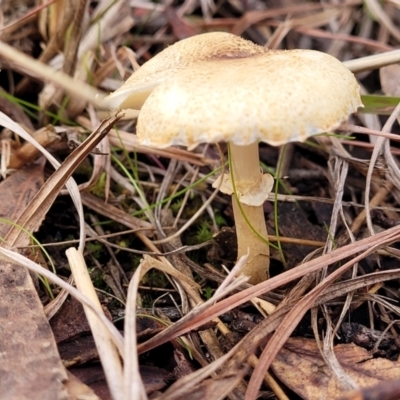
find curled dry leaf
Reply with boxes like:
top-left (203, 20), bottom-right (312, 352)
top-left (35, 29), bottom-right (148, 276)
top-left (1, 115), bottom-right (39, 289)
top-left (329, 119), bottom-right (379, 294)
top-left (271, 337), bottom-right (400, 400)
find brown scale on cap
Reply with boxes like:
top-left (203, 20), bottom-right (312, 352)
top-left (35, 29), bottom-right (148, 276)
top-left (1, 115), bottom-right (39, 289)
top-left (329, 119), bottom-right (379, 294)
top-left (104, 32), bottom-right (266, 110)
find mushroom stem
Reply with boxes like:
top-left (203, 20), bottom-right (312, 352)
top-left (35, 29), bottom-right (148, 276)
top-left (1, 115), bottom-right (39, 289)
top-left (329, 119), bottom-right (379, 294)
top-left (229, 143), bottom-right (270, 284)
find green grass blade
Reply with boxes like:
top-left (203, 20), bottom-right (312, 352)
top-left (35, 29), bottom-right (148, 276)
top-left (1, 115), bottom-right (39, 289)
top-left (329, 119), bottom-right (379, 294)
top-left (360, 94), bottom-right (400, 115)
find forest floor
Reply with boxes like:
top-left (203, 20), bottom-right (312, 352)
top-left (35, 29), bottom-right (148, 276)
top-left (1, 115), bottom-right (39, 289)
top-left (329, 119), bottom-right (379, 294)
top-left (2, 1), bottom-right (400, 399)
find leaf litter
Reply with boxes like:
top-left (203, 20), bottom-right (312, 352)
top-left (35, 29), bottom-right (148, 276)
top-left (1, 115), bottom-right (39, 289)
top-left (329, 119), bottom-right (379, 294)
top-left (2, 1), bottom-right (400, 400)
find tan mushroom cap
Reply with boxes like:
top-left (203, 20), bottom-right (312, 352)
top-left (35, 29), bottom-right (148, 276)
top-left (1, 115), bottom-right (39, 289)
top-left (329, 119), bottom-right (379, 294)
top-left (104, 32), bottom-right (266, 110)
top-left (137, 49), bottom-right (363, 148)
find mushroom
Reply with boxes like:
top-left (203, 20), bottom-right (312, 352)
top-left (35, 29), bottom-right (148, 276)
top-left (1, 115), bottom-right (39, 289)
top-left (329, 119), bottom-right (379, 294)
top-left (103, 32), bottom-right (265, 110)
top-left (105, 33), bottom-right (362, 284)
top-left (135, 49), bottom-right (362, 284)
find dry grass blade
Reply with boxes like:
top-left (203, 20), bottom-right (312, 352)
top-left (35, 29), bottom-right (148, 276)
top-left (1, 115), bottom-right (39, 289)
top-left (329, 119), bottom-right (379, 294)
top-left (139, 255), bottom-right (202, 291)
top-left (106, 128), bottom-right (213, 166)
top-left (230, 2), bottom-right (346, 36)
top-left (364, 0), bottom-right (400, 42)
top-left (0, 0), bottom-right (58, 35)
top-left (123, 255), bottom-right (247, 400)
top-left (343, 49), bottom-right (400, 73)
top-left (157, 343), bottom-right (249, 400)
top-left (0, 111), bottom-right (85, 248)
top-left (364, 102), bottom-right (400, 235)
top-left (138, 224), bottom-right (400, 354)
top-left (0, 113), bottom-right (123, 399)
top-left (0, 246), bottom-right (124, 353)
top-left (4, 0), bottom-right (400, 396)
top-left (3, 114), bottom-right (122, 248)
top-left (124, 261), bottom-right (148, 400)
top-left (246, 231), bottom-right (400, 400)
top-left (0, 162), bottom-right (67, 399)
top-left (161, 370), bottom-right (248, 400)
top-left (0, 41), bottom-right (106, 107)
top-left (137, 266), bottom-right (248, 353)
top-left (202, 268), bottom-right (400, 400)
top-left (66, 248), bottom-right (124, 400)
top-left (339, 124), bottom-right (400, 142)
top-left (319, 269), bottom-right (400, 302)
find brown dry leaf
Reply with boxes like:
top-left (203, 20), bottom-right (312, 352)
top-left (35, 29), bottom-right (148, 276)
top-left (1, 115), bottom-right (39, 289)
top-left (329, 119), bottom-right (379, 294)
top-left (271, 337), bottom-right (400, 400)
top-left (0, 162), bottom-right (69, 399)
top-left (0, 116), bottom-right (120, 400)
top-left (59, 335), bottom-right (100, 368)
top-left (0, 162), bottom-right (44, 237)
top-left (50, 296), bottom-right (95, 344)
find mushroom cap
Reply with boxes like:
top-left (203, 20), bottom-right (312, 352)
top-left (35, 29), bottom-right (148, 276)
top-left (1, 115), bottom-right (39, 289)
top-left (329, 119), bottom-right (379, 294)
top-left (137, 49), bottom-right (363, 148)
top-left (104, 32), bottom-right (266, 110)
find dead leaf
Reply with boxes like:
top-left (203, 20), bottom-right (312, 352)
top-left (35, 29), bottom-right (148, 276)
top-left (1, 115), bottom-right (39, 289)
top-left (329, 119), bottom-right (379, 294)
top-left (0, 162), bottom-right (69, 400)
top-left (271, 337), bottom-right (400, 400)
top-left (59, 335), bottom-right (100, 368)
top-left (0, 116), bottom-right (120, 400)
top-left (50, 296), bottom-right (95, 344)
top-left (0, 162), bottom-right (44, 237)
